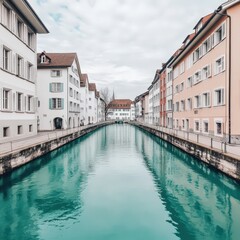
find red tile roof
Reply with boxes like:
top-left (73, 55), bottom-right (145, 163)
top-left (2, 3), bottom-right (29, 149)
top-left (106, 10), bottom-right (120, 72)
top-left (37, 52), bottom-right (78, 68)
top-left (108, 99), bottom-right (133, 109)
top-left (194, 13), bottom-right (214, 30)
top-left (80, 73), bottom-right (88, 87)
top-left (89, 83), bottom-right (96, 92)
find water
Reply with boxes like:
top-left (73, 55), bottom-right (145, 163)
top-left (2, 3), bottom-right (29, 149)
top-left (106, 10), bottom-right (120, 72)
top-left (0, 124), bottom-right (240, 240)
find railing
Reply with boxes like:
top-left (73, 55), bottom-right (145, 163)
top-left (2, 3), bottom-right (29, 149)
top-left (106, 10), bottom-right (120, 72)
top-left (0, 121), bottom-right (112, 156)
top-left (133, 122), bottom-right (240, 157)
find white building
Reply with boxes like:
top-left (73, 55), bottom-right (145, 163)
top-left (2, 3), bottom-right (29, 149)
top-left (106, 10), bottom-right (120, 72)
top-left (80, 73), bottom-right (90, 126)
top-left (108, 99), bottom-right (134, 121)
top-left (97, 92), bottom-right (105, 122)
top-left (88, 83), bottom-right (98, 124)
top-left (0, 0), bottom-right (48, 143)
top-left (37, 52), bottom-right (81, 130)
top-left (152, 70), bottom-right (160, 125)
top-left (166, 67), bottom-right (173, 128)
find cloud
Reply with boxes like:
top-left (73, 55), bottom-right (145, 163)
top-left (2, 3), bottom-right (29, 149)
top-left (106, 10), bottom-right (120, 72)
top-left (32, 0), bottom-right (223, 99)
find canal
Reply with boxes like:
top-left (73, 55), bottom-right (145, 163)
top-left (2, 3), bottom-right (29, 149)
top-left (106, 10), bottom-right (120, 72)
top-left (0, 124), bottom-right (240, 240)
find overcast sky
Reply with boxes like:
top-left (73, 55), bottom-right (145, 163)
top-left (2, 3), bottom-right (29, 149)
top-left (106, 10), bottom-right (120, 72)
top-left (32, 0), bottom-right (223, 100)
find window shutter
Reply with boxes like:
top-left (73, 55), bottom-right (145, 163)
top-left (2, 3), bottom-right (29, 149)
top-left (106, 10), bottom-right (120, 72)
top-left (61, 98), bottom-right (64, 109)
top-left (222, 22), bottom-right (226, 39)
top-left (0, 44), bottom-right (3, 68)
top-left (12, 92), bottom-right (15, 111)
top-left (199, 45), bottom-right (203, 58)
top-left (34, 97), bottom-right (38, 112)
top-left (0, 88), bottom-right (2, 111)
top-left (221, 89), bottom-right (224, 104)
top-left (49, 98), bottom-right (52, 110)
top-left (23, 24), bottom-right (28, 43)
top-left (23, 96), bottom-right (26, 112)
top-left (207, 64), bottom-right (211, 77)
top-left (61, 83), bottom-right (64, 92)
top-left (11, 11), bottom-right (16, 34)
top-left (212, 34), bottom-right (215, 47)
top-left (221, 56), bottom-right (225, 71)
top-left (49, 83), bottom-right (52, 92)
top-left (12, 53), bottom-right (16, 74)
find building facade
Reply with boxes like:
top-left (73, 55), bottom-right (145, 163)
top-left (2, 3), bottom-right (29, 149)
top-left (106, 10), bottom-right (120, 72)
top-left (108, 99), bottom-right (134, 121)
top-left (0, 0), bottom-right (48, 142)
top-left (171, 1), bottom-right (240, 143)
top-left (37, 52), bottom-right (81, 130)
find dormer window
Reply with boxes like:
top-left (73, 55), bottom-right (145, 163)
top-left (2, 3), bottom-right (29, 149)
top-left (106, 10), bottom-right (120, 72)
top-left (41, 55), bottom-right (46, 63)
top-left (196, 22), bottom-right (203, 33)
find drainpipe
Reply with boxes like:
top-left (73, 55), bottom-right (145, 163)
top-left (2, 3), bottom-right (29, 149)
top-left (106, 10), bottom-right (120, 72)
top-left (215, 7), bottom-right (232, 144)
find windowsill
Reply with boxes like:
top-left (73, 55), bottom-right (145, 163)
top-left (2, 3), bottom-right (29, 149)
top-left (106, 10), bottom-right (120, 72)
top-left (1, 109), bottom-right (13, 113)
top-left (214, 70), bottom-right (225, 77)
top-left (213, 104), bottom-right (225, 107)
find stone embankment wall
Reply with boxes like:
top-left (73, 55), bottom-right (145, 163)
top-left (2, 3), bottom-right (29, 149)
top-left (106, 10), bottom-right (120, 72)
top-left (132, 123), bottom-right (240, 182)
top-left (0, 123), bottom-right (112, 175)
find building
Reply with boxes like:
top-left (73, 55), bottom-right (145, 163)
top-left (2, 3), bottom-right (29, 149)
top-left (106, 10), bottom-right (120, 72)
top-left (88, 83), bottom-right (98, 124)
top-left (0, 0), bottom-right (48, 142)
top-left (37, 52), bottom-right (81, 130)
top-left (97, 92), bottom-right (105, 122)
top-left (171, 0), bottom-right (240, 143)
top-left (107, 99), bottom-right (134, 121)
top-left (135, 91), bottom-right (148, 123)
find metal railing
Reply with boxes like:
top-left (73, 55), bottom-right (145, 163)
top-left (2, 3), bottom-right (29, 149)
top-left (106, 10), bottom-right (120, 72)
top-left (133, 122), bottom-right (240, 157)
top-left (0, 122), bottom-right (112, 156)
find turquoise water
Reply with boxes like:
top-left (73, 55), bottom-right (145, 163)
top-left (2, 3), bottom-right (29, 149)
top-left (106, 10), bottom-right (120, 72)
top-left (0, 124), bottom-right (240, 240)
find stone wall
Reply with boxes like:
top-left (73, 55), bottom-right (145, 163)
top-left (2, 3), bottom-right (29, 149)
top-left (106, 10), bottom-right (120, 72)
top-left (132, 123), bottom-right (240, 182)
top-left (0, 123), bottom-right (112, 175)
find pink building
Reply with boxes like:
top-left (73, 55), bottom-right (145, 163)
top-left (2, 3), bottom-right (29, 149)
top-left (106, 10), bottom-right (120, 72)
top-left (171, 0), bottom-right (240, 144)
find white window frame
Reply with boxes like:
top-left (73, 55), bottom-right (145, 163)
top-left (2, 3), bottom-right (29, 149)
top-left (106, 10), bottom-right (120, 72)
top-left (214, 118), bottom-right (223, 136)
top-left (194, 119), bottom-right (200, 132)
top-left (51, 70), bottom-right (62, 77)
top-left (214, 56), bottom-right (225, 75)
top-left (202, 92), bottom-right (211, 108)
top-left (202, 119), bottom-right (209, 134)
top-left (214, 88), bottom-right (224, 106)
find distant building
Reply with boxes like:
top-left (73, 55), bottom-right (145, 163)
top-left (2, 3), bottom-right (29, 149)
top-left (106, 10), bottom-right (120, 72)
top-left (37, 52), bottom-right (81, 130)
top-left (0, 0), bottom-right (48, 142)
top-left (107, 99), bottom-right (134, 121)
top-left (88, 83), bottom-right (98, 124)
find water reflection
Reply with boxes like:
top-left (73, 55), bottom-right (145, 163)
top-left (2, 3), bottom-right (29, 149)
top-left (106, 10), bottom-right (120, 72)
top-left (0, 128), bottom-right (108, 240)
top-left (135, 128), bottom-right (240, 240)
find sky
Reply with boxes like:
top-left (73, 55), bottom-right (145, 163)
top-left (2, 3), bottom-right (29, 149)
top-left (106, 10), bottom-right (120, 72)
top-left (32, 0), bottom-right (224, 100)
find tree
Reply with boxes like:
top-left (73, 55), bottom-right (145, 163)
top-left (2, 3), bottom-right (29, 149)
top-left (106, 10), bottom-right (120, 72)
top-left (100, 87), bottom-right (114, 120)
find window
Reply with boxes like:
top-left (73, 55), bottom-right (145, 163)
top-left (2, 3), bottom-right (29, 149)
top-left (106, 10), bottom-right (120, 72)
top-left (195, 121), bottom-right (200, 132)
top-left (49, 98), bottom-right (64, 110)
top-left (3, 89), bottom-right (10, 110)
top-left (202, 65), bottom-right (211, 80)
top-left (27, 63), bottom-right (33, 81)
top-left (51, 70), bottom-right (61, 77)
top-left (29, 125), bottom-right (33, 132)
top-left (215, 56), bottom-right (225, 75)
top-left (175, 102), bottom-right (179, 112)
top-left (27, 96), bottom-right (33, 112)
top-left (16, 55), bottom-right (23, 77)
top-left (182, 119), bottom-right (185, 129)
top-left (215, 119), bottom-right (223, 136)
top-left (193, 47), bottom-right (202, 62)
top-left (202, 92), bottom-right (210, 107)
top-left (17, 125), bottom-right (23, 135)
top-left (17, 19), bottom-right (24, 39)
top-left (187, 76), bottom-right (193, 88)
top-left (3, 48), bottom-right (10, 71)
top-left (50, 83), bottom-right (63, 92)
top-left (180, 100), bottom-right (185, 111)
top-left (186, 53), bottom-right (193, 69)
top-left (214, 23), bottom-right (226, 46)
top-left (194, 71), bottom-right (202, 84)
top-left (202, 37), bottom-right (212, 55)
top-left (2, 5), bottom-right (11, 28)
top-left (175, 85), bottom-right (179, 94)
top-left (214, 89), bottom-right (224, 106)
top-left (16, 92), bottom-right (23, 111)
top-left (187, 98), bottom-right (192, 110)
top-left (203, 121), bottom-right (209, 133)
top-left (180, 82), bottom-right (184, 92)
top-left (194, 95), bottom-right (201, 108)
top-left (3, 127), bottom-right (9, 137)
top-left (180, 62), bottom-right (185, 74)
top-left (69, 88), bottom-right (73, 97)
top-left (28, 30), bottom-right (34, 48)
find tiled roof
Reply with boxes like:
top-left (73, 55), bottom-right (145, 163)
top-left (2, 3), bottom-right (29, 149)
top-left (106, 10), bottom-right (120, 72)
top-left (37, 52), bottom-right (77, 68)
top-left (194, 13), bottom-right (214, 30)
top-left (108, 99), bottom-right (133, 109)
top-left (80, 73), bottom-right (88, 87)
top-left (89, 83), bottom-right (96, 92)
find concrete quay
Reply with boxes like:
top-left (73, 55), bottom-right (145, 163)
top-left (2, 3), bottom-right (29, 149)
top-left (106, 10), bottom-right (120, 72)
top-left (0, 122), bottom-right (113, 175)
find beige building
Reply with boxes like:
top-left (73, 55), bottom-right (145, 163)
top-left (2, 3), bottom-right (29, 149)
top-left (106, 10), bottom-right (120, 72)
top-left (171, 0), bottom-right (240, 144)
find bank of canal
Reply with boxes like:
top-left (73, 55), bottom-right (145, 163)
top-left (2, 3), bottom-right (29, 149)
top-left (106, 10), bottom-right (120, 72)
top-left (0, 124), bottom-right (240, 240)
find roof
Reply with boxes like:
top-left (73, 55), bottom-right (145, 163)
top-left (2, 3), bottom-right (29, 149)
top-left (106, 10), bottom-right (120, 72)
top-left (89, 83), bottom-right (96, 92)
top-left (80, 74), bottom-right (88, 87)
top-left (11, 0), bottom-right (49, 33)
top-left (37, 52), bottom-right (78, 68)
top-left (194, 13), bottom-right (214, 30)
top-left (108, 99), bottom-right (133, 109)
